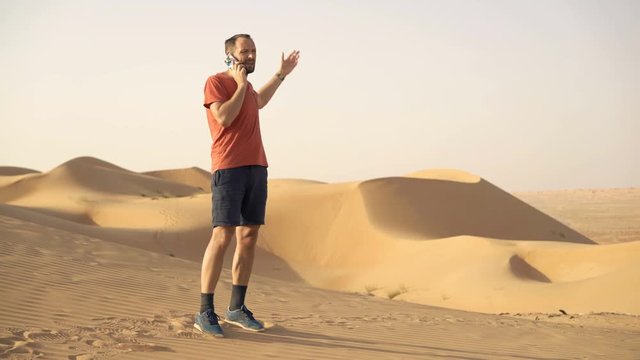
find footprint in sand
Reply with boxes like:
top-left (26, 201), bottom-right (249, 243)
top-left (68, 354), bottom-right (95, 360)
top-left (25, 329), bottom-right (70, 343)
top-left (168, 316), bottom-right (189, 332)
top-left (0, 331), bottom-right (42, 358)
top-left (85, 339), bottom-right (109, 348)
top-left (175, 330), bottom-right (202, 339)
top-left (2, 315), bottom-right (192, 358)
top-left (114, 342), bottom-right (173, 352)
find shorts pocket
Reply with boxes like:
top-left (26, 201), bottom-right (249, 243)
top-left (214, 169), bottom-right (224, 187)
top-left (214, 169), bottom-right (235, 187)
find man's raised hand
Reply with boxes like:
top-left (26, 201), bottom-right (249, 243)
top-left (279, 50), bottom-right (300, 76)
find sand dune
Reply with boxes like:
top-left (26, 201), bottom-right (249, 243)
top-left (358, 175), bottom-right (592, 242)
top-left (1, 157), bottom-right (638, 314)
top-left (1, 157), bottom-right (640, 358)
top-left (261, 175), bottom-right (640, 314)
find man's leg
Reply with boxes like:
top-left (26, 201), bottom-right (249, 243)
top-left (201, 226), bottom-right (235, 295)
top-left (230, 225), bottom-right (260, 309)
top-left (195, 226), bottom-right (234, 337)
top-left (224, 225), bottom-right (265, 331)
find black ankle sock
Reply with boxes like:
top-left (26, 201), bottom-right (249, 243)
top-left (229, 285), bottom-right (248, 311)
top-left (200, 293), bottom-right (214, 314)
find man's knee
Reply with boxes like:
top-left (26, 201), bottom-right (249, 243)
top-left (212, 226), bottom-right (235, 249)
top-left (237, 226), bottom-right (259, 247)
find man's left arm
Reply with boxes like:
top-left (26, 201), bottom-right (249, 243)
top-left (257, 50), bottom-right (300, 109)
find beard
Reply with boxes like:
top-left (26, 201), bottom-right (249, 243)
top-left (243, 62), bottom-right (256, 74)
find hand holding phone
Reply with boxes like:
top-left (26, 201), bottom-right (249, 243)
top-left (225, 53), bottom-right (247, 84)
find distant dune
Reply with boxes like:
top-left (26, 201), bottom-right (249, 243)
top-left (0, 157), bottom-right (204, 202)
top-left (0, 166), bottom-right (41, 188)
top-left (144, 166), bottom-right (212, 193)
top-left (0, 166), bottom-right (40, 176)
top-left (515, 188), bottom-right (640, 244)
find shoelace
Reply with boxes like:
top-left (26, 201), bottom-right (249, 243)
top-left (241, 306), bottom-right (256, 321)
top-left (205, 309), bottom-right (220, 325)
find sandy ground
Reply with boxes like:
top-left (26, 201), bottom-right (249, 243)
top-left (1, 157), bottom-right (639, 359)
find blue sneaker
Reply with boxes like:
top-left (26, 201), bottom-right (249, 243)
top-left (225, 305), bottom-right (265, 332)
top-left (194, 309), bottom-right (224, 337)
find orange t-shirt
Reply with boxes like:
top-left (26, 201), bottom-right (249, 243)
top-left (203, 73), bottom-right (268, 172)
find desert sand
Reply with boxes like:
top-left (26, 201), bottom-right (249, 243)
top-left (1, 157), bottom-right (639, 359)
top-left (515, 188), bottom-right (640, 245)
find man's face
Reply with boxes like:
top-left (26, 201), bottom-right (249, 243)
top-left (233, 37), bottom-right (256, 74)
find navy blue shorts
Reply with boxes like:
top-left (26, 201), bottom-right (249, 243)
top-left (211, 165), bottom-right (268, 228)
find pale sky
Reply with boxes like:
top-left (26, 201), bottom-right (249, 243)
top-left (1, 0), bottom-right (639, 191)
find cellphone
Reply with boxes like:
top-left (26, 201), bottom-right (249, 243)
top-left (224, 53), bottom-right (239, 69)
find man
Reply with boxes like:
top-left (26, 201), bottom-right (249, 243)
top-left (195, 34), bottom-right (300, 337)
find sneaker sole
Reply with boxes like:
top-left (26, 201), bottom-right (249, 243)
top-left (194, 323), bottom-right (225, 338)
top-left (224, 319), bottom-right (265, 332)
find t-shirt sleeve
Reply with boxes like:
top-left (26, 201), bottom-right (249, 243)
top-left (203, 76), bottom-right (228, 109)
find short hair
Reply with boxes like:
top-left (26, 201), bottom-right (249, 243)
top-left (225, 34), bottom-right (252, 54)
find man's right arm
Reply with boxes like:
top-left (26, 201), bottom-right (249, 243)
top-left (209, 83), bottom-right (247, 128)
